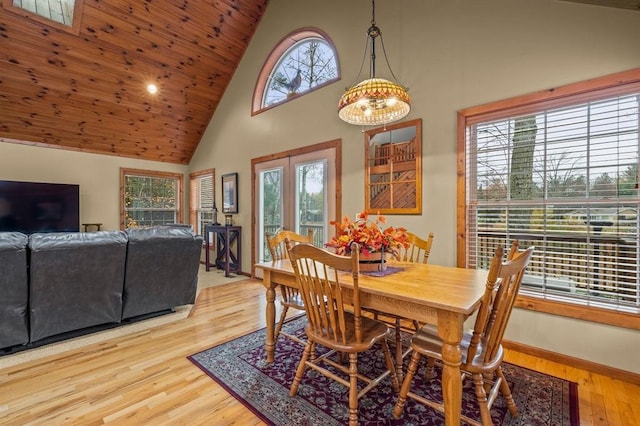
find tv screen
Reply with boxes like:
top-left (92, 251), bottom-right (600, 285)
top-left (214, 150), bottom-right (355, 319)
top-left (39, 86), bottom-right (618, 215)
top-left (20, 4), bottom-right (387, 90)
top-left (0, 180), bottom-right (80, 233)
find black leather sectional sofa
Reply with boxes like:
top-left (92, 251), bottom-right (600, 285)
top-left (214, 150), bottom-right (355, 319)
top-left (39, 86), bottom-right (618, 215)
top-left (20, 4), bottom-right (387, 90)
top-left (0, 225), bottom-right (203, 354)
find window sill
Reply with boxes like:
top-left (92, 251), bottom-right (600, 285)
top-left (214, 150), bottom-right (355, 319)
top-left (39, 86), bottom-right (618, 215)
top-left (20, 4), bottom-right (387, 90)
top-left (515, 294), bottom-right (640, 331)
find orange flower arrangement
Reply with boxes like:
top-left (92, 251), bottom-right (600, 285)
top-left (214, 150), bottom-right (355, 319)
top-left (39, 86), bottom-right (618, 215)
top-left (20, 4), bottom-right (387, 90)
top-left (325, 211), bottom-right (409, 258)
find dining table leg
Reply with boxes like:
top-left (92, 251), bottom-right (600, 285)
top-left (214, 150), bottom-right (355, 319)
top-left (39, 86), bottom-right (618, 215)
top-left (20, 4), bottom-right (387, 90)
top-left (263, 270), bottom-right (277, 363)
top-left (437, 310), bottom-right (464, 426)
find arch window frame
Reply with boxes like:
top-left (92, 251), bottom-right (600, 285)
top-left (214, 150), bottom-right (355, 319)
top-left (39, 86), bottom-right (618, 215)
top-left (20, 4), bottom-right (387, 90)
top-left (252, 28), bottom-right (340, 116)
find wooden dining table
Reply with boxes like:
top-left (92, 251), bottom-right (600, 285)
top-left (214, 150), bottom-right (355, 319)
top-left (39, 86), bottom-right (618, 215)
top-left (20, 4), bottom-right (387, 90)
top-left (254, 259), bottom-right (488, 426)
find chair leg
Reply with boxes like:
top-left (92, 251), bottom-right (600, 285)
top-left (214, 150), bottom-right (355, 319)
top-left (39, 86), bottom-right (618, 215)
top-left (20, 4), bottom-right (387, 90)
top-left (472, 373), bottom-right (492, 426)
top-left (380, 340), bottom-right (400, 392)
top-left (393, 349), bottom-right (422, 418)
top-left (290, 340), bottom-right (312, 397)
top-left (424, 357), bottom-right (436, 380)
top-left (348, 352), bottom-right (359, 426)
top-left (483, 371), bottom-right (494, 394)
top-left (496, 367), bottom-right (518, 417)
top-left (394, 318), bottom-right (404, 383)
top-left (274, 305), bottom-right (289, 341)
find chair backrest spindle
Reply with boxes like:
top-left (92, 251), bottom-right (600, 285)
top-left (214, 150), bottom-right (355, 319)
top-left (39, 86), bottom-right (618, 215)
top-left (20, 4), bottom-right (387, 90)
top-left (401, 232), bottom-right (434, 263)
top-left (266, 229), bottom-right (313, 261)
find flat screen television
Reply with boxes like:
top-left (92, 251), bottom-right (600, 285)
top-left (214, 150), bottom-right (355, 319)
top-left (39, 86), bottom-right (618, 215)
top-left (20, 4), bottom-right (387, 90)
top-left (0, 180), bottom-right (80, 233)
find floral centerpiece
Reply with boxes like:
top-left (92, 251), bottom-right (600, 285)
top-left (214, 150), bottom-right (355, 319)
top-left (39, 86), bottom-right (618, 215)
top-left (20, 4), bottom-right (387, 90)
top-left (325, 211), bottom-right (409, 261)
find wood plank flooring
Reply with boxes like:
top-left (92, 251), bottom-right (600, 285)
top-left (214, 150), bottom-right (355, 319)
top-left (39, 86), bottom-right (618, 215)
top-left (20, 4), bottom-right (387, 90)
top-left (1, 279), bottom-right (638, 425)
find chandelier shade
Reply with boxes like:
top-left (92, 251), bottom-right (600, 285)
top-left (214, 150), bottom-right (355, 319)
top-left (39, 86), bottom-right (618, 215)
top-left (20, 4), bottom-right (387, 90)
top-left (338, 0), bottom-right (410, 127)
top-left (338, 77), bottom-right (410, 126)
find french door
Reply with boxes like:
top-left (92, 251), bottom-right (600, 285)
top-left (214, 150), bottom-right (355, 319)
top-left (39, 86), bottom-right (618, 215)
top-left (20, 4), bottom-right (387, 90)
top-left (253, 145), bottom-right (337, 274)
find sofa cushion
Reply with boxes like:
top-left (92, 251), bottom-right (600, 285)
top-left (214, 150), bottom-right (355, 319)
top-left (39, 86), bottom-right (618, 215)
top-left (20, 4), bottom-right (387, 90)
top-left (28, 231), bottom-right (128, 342)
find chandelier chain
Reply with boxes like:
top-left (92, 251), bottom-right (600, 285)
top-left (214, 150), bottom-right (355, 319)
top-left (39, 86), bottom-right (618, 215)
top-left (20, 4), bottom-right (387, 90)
top-left (378, 35), bottom-right (406, 90)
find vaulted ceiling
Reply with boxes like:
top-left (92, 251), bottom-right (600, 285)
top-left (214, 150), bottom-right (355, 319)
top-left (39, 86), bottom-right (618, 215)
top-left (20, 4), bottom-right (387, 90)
top-left (0, 0), bottom-right (267, 164)
top-left (0, 0), bottom-right (636, 165)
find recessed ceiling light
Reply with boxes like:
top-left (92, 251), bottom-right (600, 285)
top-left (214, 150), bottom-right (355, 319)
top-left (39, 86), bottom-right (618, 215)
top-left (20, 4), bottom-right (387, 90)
top-left (146, 83), bottom-right (158, 94)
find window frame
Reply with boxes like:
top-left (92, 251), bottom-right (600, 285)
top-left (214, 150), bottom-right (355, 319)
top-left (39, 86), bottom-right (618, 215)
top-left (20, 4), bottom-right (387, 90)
top-left (457, 68), bottom-right (640, 331)
top-left (120, 168), bottom-right (184, 230)
top-left (2, 0), bottom-right (84, 35)
top-left (251, 28), bottom-right (340, 116)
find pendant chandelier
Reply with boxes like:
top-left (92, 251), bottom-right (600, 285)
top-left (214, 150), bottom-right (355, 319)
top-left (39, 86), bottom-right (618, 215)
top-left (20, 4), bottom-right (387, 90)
top-left (338, 0), bottom-right (410, 126)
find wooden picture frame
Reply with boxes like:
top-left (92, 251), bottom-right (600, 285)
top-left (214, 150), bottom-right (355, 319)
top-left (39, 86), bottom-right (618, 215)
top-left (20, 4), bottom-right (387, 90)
top-left (222, 173), bottom-right (238, 213)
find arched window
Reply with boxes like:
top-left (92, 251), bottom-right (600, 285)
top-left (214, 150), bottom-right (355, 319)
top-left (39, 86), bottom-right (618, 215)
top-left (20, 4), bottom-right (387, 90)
top-left (252, 28), bottom-right (340, 115)
top-left (3, 0), bottom-right (84, 34)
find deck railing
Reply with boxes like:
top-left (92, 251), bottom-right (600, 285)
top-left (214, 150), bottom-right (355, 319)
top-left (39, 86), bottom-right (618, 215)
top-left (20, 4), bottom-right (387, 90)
top-left (475, 232), bottom-right (639, 305)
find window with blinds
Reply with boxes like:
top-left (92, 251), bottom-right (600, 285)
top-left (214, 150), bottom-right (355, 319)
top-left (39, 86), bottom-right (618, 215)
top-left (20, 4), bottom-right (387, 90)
top-left (189, 170), bottom-right (214, 235)
top-left (462, 75), bottom-right (640, 315)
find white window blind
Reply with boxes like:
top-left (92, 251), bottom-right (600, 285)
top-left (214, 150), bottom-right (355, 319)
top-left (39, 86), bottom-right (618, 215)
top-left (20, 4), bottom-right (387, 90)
top-left (189, 172), bottom-right (214, 235)
top-left (197, 174), bottom-right (214, 233)
top-left (466, 93), bottom-right (640, 313)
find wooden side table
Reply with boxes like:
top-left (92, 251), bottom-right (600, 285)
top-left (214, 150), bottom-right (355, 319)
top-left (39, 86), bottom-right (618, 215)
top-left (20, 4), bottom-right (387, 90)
top-left (204, 224), bottom-right (241, 277)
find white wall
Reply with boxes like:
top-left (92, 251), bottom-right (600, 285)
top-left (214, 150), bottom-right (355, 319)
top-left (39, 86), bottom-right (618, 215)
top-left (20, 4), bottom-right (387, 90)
top-left (0, 142), bottom-right (188, 231)
top-left (189, 0), bottom-right (640, 373)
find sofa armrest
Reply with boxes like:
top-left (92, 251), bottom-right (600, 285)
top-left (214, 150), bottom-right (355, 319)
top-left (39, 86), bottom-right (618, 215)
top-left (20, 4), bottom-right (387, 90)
top-left (0, 232), bottom-right (29, 349)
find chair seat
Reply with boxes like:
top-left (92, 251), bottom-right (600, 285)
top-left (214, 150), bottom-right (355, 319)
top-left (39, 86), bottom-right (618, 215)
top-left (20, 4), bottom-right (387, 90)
top-left (411, 325), bottom-right (504, 372)
top-left (306, 312), bottom-right (390, 354)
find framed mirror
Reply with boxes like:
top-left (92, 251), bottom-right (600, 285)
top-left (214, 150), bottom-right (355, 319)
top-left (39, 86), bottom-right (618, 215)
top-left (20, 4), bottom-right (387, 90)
top-left (364, 118), bottom-right (422, 215)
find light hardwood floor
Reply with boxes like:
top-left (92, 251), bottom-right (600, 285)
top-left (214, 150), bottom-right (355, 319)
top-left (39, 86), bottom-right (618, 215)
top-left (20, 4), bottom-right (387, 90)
top-left (1, 278), bottom-right (639, 425)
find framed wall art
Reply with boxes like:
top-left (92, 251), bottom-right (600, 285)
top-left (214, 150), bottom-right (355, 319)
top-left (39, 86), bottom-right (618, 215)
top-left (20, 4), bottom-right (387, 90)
top-left (222, 173), bottom-right (238, 213)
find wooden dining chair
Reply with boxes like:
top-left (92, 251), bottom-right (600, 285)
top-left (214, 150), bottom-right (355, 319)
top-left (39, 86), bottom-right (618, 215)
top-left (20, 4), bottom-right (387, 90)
top-left (393, 242), bottom-right (534, 426)
top-left (286, 240), bottom-right (399, 426)
top-left (399, 231), bottom-right (434, 263)
top-left (266, 229), bottom-right (314, 345)
top-left (366, 231), bottom-right (435, 381)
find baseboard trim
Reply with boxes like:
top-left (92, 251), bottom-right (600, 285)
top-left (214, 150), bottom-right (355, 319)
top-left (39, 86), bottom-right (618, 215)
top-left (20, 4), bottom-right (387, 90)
top-left (503, 339), bottom-right (640, 386)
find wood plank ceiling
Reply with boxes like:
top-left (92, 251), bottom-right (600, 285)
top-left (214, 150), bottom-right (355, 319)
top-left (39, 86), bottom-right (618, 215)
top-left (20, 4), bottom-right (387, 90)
top-left (1, 1), bottom-right (636, 165)
top-left (0, 0), bottom-right (267, 164)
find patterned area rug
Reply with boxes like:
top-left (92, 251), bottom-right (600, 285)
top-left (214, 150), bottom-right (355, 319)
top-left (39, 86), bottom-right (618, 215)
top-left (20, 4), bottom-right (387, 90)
top-left (188, 316), bottom-right (579, 425)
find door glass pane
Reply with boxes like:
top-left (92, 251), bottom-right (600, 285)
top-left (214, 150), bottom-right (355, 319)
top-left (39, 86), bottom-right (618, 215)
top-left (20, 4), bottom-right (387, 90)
top-left (254, 145), bottom-right (336, 277)
top-left (295, 160), bottom-right (327, 248)
top-left (259, 167), bottom-right (284, 262)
